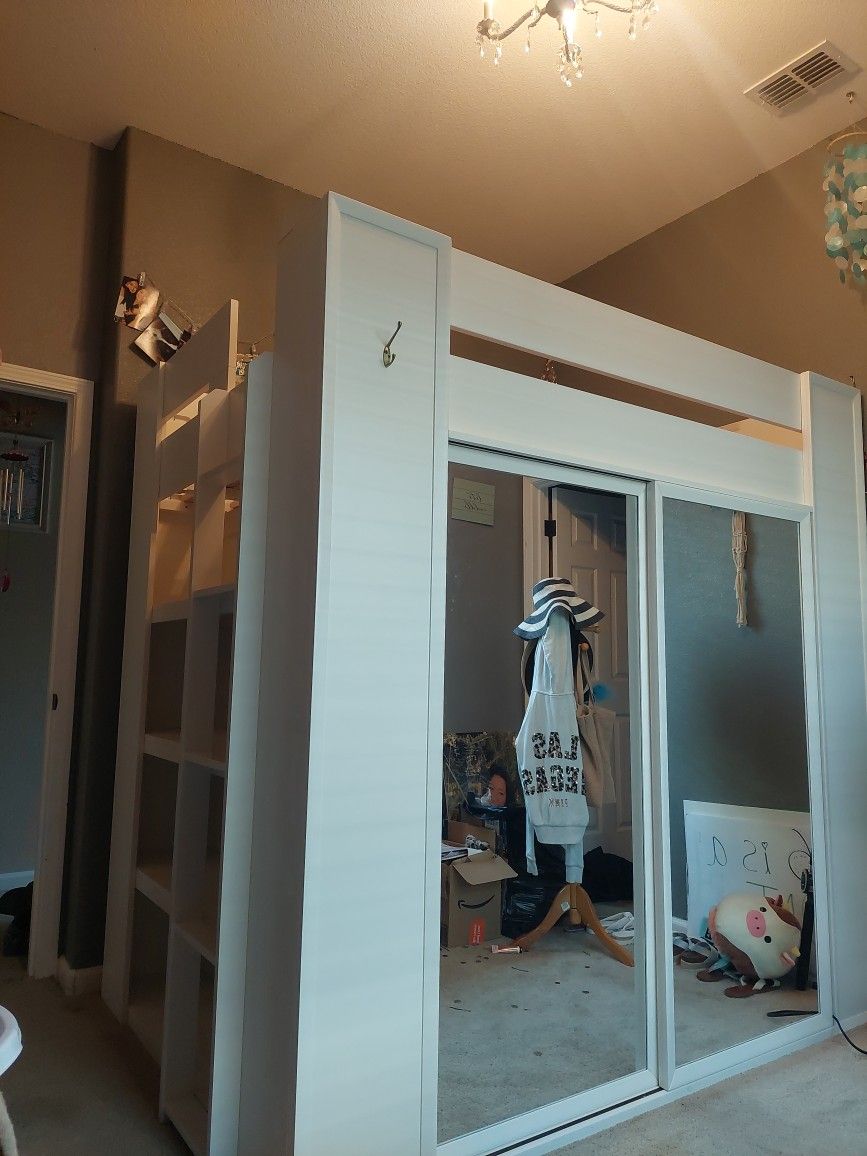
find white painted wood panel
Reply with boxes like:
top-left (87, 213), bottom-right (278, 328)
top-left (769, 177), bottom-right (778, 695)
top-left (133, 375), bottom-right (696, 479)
top-left (238, 206), bottom-right (329, 1156)
top-left (103, 368), bottom-right (162, 1018)
top-left (450, 356), bottom-right (804, 506)
top-left (159, 416), bottom-right (199, 501)
top-left (293, 206), bottom-right (447, 1156)
top-left (451, 250), bottom-right (801, 430)
top-left (211, 354), bottom-right (272, 1155)
top-left (800, 372), bottom-right (867, 1024)
top-left (161, 301), bottom-right (238, 420)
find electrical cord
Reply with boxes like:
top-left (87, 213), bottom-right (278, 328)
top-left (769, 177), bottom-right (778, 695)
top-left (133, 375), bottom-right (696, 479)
top-left (765, 1011), bottom-right (867, 1054)
top-left (833, 1015), bottom-right (867, 1055)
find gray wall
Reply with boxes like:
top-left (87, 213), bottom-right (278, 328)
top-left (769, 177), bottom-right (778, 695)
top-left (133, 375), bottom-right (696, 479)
top-left (663, 501), bottom-right (809, 919)
top-left (0, 390), bottom-right (66, 876)
top-left (444, 464), bottom-right (525, 735)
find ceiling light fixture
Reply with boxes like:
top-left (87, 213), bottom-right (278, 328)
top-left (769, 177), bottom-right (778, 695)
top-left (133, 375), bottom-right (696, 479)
top-left (475, 0), bottom-right (659, 87)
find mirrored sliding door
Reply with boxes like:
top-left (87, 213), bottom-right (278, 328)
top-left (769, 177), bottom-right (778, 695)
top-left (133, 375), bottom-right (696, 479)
top-left (661, 497), bottom-right (820, 1069)
top-left (437, 453), bottom-right (653, 1150)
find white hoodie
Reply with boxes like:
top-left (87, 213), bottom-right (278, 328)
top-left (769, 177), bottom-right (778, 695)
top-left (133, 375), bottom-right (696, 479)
top-left (515, 608), bottom-right (588, 882)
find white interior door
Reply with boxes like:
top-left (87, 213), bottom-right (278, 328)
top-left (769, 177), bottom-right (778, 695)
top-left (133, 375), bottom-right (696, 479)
top-left (554, 488), bottom-right (633, 861)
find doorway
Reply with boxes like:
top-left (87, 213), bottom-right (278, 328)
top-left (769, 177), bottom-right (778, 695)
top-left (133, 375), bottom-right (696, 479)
top-left (0, 365), bottom-right (92, 979)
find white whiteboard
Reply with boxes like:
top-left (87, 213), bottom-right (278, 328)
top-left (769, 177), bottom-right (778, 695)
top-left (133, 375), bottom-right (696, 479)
top-left (684, 800), bottom-right (812, 936)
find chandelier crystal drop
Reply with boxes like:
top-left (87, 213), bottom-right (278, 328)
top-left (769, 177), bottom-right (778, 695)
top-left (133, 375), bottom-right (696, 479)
top-left (475, 0), bottom-right (658, 87)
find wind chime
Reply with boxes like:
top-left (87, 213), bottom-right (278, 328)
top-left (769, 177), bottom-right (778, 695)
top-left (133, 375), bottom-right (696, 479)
top-left (0, 439), bottom-right (29, 593)
top-left (0, 398), bottom-right (37, 595)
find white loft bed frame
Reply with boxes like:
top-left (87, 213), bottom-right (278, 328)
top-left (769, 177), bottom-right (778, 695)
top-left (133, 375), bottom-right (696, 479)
top-left (104, 193), bottom-right (867, 1156)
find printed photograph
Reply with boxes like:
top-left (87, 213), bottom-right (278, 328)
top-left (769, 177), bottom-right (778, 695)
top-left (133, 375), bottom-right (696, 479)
top-left (114, 275), bottom-right (160, 331)
top-left (133, 307), bottom-right (191, 365)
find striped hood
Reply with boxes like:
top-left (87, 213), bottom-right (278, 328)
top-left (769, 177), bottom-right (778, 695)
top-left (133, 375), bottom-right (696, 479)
top-left (514, 577), bottom-right (604, 641)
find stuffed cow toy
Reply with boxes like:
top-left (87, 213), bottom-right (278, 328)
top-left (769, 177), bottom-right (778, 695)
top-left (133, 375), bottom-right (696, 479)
top-left (698, 892), bottom-right (802, 998)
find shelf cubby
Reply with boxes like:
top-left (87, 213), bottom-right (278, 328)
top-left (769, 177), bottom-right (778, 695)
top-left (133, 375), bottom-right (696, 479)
top-left (145, 618), bottom-right (186, 743)
top-left (174, 768), bottom-right (224, 964)
top-left (128, 893), bottom-right (170, 1064)
top-left (221, 491), bottom-right (241, 587)
top-left (135, 754), bottom-right (178, 912)
top-left (153, 498), bottom-right (194, 608)
top-left (162, 942), bottom-right (216, 1155)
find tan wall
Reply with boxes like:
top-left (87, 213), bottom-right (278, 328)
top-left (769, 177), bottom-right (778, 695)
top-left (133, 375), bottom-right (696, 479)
top-left (563, 134), bottom-right (867, 432)
top-left (0, 113), bottom-right (109, 381)
top-left (63, 128), bottom-right (317, 967)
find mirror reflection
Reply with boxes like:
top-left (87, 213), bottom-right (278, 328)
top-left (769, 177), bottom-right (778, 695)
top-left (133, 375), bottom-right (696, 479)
top-left (439, 464), bottom-right (646, 1142)
top-left (663, 499), bottom-right (818, 1066)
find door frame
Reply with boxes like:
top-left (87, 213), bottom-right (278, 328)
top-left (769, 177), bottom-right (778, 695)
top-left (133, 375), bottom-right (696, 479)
top-left (447, 457), bottom-right (832, 1153)
top-left (0, 362), bottom-right (93, 979)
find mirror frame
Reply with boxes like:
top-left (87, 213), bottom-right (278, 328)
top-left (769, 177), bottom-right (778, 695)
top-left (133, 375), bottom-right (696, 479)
top-left (648, 482), bottom-right (830, 1092)
top-left (437, 445), bottom-right (656, 1156)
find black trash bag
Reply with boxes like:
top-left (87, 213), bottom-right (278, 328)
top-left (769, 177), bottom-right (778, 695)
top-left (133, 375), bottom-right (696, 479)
top-left (0, 882), bottom-right (33, 957)
top-left (501, 876), bottom-right (566, 940)
top-left (581, 845), bottom-right (633, 903)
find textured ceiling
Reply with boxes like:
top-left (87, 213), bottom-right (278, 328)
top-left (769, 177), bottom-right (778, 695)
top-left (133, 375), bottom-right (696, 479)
top-left (1, 0), bottom-right (865, 280)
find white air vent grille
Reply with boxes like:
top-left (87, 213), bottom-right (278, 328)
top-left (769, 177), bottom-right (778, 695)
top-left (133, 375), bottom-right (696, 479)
top-left (745, 41), bottom-right (859, 115)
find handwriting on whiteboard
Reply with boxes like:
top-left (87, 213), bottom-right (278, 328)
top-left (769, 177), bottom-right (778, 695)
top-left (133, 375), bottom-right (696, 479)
top-left (684, 801), bottom-right (812, 935)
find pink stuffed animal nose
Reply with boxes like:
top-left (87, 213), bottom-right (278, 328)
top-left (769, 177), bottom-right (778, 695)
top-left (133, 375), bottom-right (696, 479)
top-left (746, 909), bottom-right (767, 938)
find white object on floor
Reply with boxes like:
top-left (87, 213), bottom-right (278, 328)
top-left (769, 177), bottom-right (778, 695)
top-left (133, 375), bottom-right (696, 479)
top-left (0, 1008), bottom-right (21, 1077)
top-left (0, 1004), bottom-right (21, 1156)
top-left (593, 912), bottom-right (636, 942)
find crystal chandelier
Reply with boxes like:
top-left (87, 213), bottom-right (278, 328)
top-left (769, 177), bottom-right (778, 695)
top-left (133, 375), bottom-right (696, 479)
top-left (475, 0), bottom-right (659, 87)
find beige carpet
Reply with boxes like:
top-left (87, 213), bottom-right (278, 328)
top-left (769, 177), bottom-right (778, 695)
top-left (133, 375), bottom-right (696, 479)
top-left (439, 918), bottom-right (818, 1143)
top-left (562, 1022), bottom-right (867, 1155)
top-left (0, 952), bottom-right (186, 1155)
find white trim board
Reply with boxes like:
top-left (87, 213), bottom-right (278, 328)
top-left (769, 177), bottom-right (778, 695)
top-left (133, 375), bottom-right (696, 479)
top-left (838, 1012), bottom-right (867, 1033)
top-left (800, 371), bottom-right (867, 1025)
top-left (0, 363), bottom-right (93, 981)
top-left (56, 955), bottom-right (102, 997)
top-left (450, 249), bottom-right (801, 430)
top-left (448, 356), bottom-right (803, 506)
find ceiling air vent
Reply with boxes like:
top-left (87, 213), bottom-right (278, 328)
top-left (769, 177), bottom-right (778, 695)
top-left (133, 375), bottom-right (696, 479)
top-left (745, 41), bottom-right (859, 115)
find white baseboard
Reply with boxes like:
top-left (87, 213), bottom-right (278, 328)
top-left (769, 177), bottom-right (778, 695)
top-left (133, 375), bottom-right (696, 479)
top-left (837, 1010), bottom-right (867, 1033)
top-left (671, 916), bottom-right (689, 936)
top-left (0, 871), bottom-right (34, 896)
top-left (56, 955), bottom-right (103, 998)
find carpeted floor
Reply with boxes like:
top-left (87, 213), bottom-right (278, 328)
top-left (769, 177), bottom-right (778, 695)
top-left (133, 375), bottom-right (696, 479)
top-left (560, 1021), bottom-right (867, 1155)
top-left (0, 929), bottom-right (845, 1156)
top-left (0, 951), bottom-right (186, 1155)
top-left (439, 917), bottom-right (818, 1142)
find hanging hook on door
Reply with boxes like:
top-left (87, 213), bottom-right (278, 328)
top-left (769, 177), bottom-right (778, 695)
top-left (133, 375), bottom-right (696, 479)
top-left (382, 321), bottom-right (402, 367)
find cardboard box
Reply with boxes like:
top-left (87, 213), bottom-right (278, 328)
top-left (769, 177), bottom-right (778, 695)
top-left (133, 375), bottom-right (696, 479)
top-left (441, 824), bottom-right (516, 948)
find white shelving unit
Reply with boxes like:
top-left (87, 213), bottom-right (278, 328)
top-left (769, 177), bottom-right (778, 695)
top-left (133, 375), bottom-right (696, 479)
top-left (103, 300), bottom-right (271, 1155)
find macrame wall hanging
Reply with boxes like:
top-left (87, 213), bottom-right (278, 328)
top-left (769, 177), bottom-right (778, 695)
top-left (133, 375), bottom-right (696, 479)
top-left (732, 511), bottom-right (748, 628)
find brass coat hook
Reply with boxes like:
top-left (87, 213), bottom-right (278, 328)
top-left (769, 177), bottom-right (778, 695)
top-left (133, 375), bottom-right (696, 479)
top-left (383, 321), bottom-right (402, 367)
